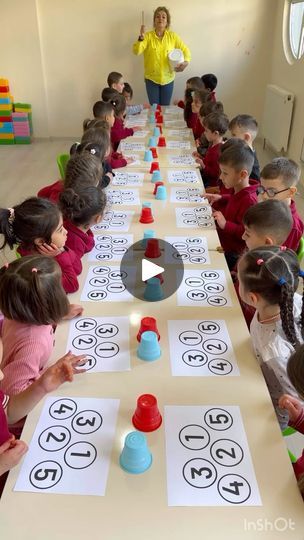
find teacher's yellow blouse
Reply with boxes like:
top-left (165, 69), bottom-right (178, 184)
top-left (133, 30), bottom-right (191, 85)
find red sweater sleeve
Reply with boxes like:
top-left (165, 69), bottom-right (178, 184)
top-left (187, 112), bottom-right (197, 131)
top-left (177, 100), bottom-right (185, 109)
top-left (110, 151), bottom-right (127, 169)
top-left (111, 119), bottom-right (134, 151)
top-left (56, 249), bottom-right (79, 293)
top-left (203, 145), bottom-right (221, 186)
top-left (37, 180), bottom-right (63, 203)
top-left (289, 409), bottom-right (304, 434)
top-left (193, 118), bottom-right (204, 140)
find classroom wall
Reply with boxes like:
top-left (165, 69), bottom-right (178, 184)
top-left (0, 0), bottom-right (277, 138)
top-left (269, 0), bottom-right (304, 164)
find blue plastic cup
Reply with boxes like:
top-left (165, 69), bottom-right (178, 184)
top-left (141, 229), bottom-right (155, 247)
top-left (119, 431), bottom-right (152, 474)
top-left (148, 136), bottom-right (157, 148)
top-left (148, 114), bottom-right (155, 124)
top-left (137, 330), bottom-right (161, 361)
top-left (144, 278), bottom-right (164, 302)
top-left (152, 103), bottom-right (157, 111)
top-left (155, 185), bottom-right (167, 200)
top-left (151, 170), bottom-right (162, 183)
top-left (144, 149), bottom-right (153, 162)
top-left (153, 127), bottom-right (160, 137)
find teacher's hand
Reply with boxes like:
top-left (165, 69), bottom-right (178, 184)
top-left (174, 61), bottom-right (189, 73)
top-left (139, 25), bottom-right (146, 38)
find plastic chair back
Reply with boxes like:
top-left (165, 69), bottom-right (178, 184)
top-left (56, 154), bottom-right (69, 180)
top-left (297, 236), bottom-right (304, 263)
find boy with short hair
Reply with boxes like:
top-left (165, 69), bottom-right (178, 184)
top-left (123, 82), bottom-right (150, 115)
top-left (242, 199), bottom-right (293, 250)
top-left (205, 140), bottom-right (257, 269)
top-left (258, 157), bottom-right (304, 252)
top-left (201, 73), bottom-right (217, 102)
top-left (107, 71), bottom-right (124, 93)
top-left (194, 112), bottom-right (229, 187)
top-left (229, 114), bottom-right (260, 181)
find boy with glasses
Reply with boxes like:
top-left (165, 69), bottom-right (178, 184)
top-left (258, 158), bottom-right (304, 251)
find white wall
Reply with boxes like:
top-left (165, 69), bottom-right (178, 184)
top-left (269, 0), bottom-right (304, 163)
top-left (0, 0), bottom-right (277, 138)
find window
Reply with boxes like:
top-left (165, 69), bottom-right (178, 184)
top-left (289, 0), bottom-right (304, 59)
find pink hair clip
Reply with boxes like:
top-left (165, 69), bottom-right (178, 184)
top-left (280, 246), bottom-right (287, 251)
top-left (256, 258), bottom-right (264, 266)
top-left (4, 262), bottom-right (9, 269)
top-left (32, 268), bottom-right (38, 273)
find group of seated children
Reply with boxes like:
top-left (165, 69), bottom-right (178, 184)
top-left (0, 69), bottom-right (304, 498)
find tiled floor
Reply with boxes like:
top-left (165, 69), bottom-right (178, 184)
top-left (0, 136), bottom-right (303, 461)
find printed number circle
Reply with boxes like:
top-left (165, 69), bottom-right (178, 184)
top-left (87, 290), bottom-right (107, 301)
top-left (173, 252), bottom-right (189, 261)
top-left (186, 290), bottom-right (208, 302)
top-left (190, 256), bottom-right (207, 264)
top-left (204, 408), bottom-right (233, 431)
top-left (109, 270), bottom-right (127, 280)
top-left (210, 439), bottom-right (244, 467)
top-left (30, 460), bottom-right (63, 490)
top-left (179, 330), bottom-right (202, 346)
top-left (95, 342), bottom-right (119, 358)
top-left (96, 235), bottom-right (111, 241)
top-left (202, 339), bottom-right (228, 355)
top-left (107, 283), bottom-right (126, 294)
top-left (185, 277), bottom-right (204, 287)
top-left (182, 350), bottom-right (208, 367)
top-left (217, 474), bottom-right (251, 504)
top-left (96, 253), bottom-right (113, 261)
top-left (72, 334), bottom-right (97, 350)
top-left (188, 247), bottom-right (205, 255)
top-left (198, 222), bottom-right (212, 228)
top-left (72, 410), bottom-right (103, 434)
top-left (79, 355), bottom-right (97, 372)
top-left (92, 266), bottom-right (110, 275)
top-left (186, 237), bottom-right (202, 244)
top-left (75, 318), bottom-right (97, 331)
top-left (201, 271), bottom-right (219, 280)
top-left (172, 242), bottom-right (188, 250)
top-left (95, 242), bottom-right (111, 250)
top-left (38, 425), bottom-right (71, 452)
top-left (208, 359), bottom-right (233, 376)
top-left (207, 295), bottom-right (227, 307)
top-left (64, 441), bottom-right (97, 469)
top-left (95, 324), bottom-right (119, 338)
top-left (179, 424), bottom-right (210, 450)
top-left (49, 398), bottom-right (77, 420)
top-left (183, 458), bottom-right (217, 489)
top-left (89, 277), bottom-right (109, 287)
top-left (203, 283), bottom-right (224, 294)
top-left (198, 321), bottom-right (220, 335)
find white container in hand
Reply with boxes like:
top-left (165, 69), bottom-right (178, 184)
top-left (168, 49), bottom-right (184, 71)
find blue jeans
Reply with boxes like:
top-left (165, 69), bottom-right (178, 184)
top-left (145, 78), bottom-right (174, 106)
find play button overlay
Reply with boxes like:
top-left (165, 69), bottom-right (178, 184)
top-left (142, 259), bottom-right (164, 282)
top-left (120, 238), bottom-right (184, 302)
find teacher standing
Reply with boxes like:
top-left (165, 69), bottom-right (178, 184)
top-left (132, 6), bottom-right (191, 106)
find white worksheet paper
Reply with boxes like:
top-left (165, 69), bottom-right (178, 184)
top-left (177, 269), bottom-right (232, 307)
top-left (170, 188), bottom-right (207, 204)
top-left (91, 210), bottom-right (134, 232)
top-left (14, 397), bottom-right (120, 496)
top-left (175, 207), bottom-right (215, 229)
top-left (167, 169), bottom-right (201, 184)
top-left (167, 319), bottom-right (239, 376)
top-left (120, 141), bottom-right (145, 152)
top-left (164, 405), bottom-right (261, 506)
top-left (169, 154), bottom-right (196, 166)
top-left (87, 234), bottom-right (133, 262)
top-left (113, 172), bottom-right (144, 186)
top-left (164, 236), bottom-right (210, 265)
top-left (66, 316), bottom-right (130, 372)
top-left (166, 140), bottom-right (191, 150)
top-left (106, 189), bottom-right (140, 206)
top-left (167, 129), bottom-right (191, 138)
top-left (81, 265), bottom-right (136, 302)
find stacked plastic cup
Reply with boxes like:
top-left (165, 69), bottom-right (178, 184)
top-left (137, 330), bottom-right (161, 360)
top-left (119, 431), bottom-right (152, 474)
top-left (132, 394), bottom-right (162, 432)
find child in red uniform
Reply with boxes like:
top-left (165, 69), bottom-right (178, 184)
top-left (59, 185), bottom-right (107, 273)
top-left (38, 152), bottom-right (103, 204)
top-left (194, 112), bottom-right (229, 188)
top-left (229, 115), bottom-right (260, 181)
top-left (258, 158), bottom-right (304, 252)
top-left (279, 344), bottom-right (304, 498)
top-left (201, 73), bottom-right (217, 102)
top-left (191, 89), bottom-right (211, 140)
top-left (107, 71), bottom-right (125, 93)
top-left (205, 141), bottom-right (257, 270)
top-left (0, 198), bottom-right (80, 293)
top-left (237, 200), bottom-right (293, 327)
top-left (173, 76), bottom-right (204, 109)
top-left (196, 101), bottom-right (224, 158)
top-left (110, 94), bottom-right (140, 151)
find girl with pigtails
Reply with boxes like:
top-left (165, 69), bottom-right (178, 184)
top-left (237, 246), bottom-right (304, 429)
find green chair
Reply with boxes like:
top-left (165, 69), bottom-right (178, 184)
top-left (282, 426), bottom-right (297, 464)
top-left (56, 153), bottom-right (70, 180)
top-left (297, 237), bottom-right (304, 263)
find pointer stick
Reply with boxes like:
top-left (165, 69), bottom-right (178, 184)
top-left (141, 10), bottom-right (145, 26)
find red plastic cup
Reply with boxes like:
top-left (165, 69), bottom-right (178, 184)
top-left (156, 104), bottom-right (162, 111)
top-left (150, 161), bottom-right (160, 173)
top-left (153, 181), bottom-right (164, 195)
top-left (155, 273), bottom-right (164, 284)
top-left (139, 207), bottom-right (154, 224)
top-left (132, 394), bottom-right (162, 432)
top-left (157, 136), bottom-right (166, 147)
top-left (157, 114), bottom-right (163, 124)
top-left (137, 317), bottom-right (160, 342)
top-left (156, 124), bottom-right (163, 134)
top-left (150, 147), bottom-right (158, 159)
top-left (145, 238), bottom-right (161, 258)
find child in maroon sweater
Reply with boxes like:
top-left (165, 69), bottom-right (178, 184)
top-left (257, 158), bottom-right (304, 252)
top-left (191, 89), bottom-right (211, 140)
top-left (194, 112), bottom-right (229, 188)
top-left (279, 345), bottom-right (304, 498)
top-left (59, 184), bottom-right (107, 273)
top-left (205, 140), bottom-right (257, 270)
top-left (201, 73), bottom-right (217, 102)
top-left (110, 94), bottom-right (140, 151)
